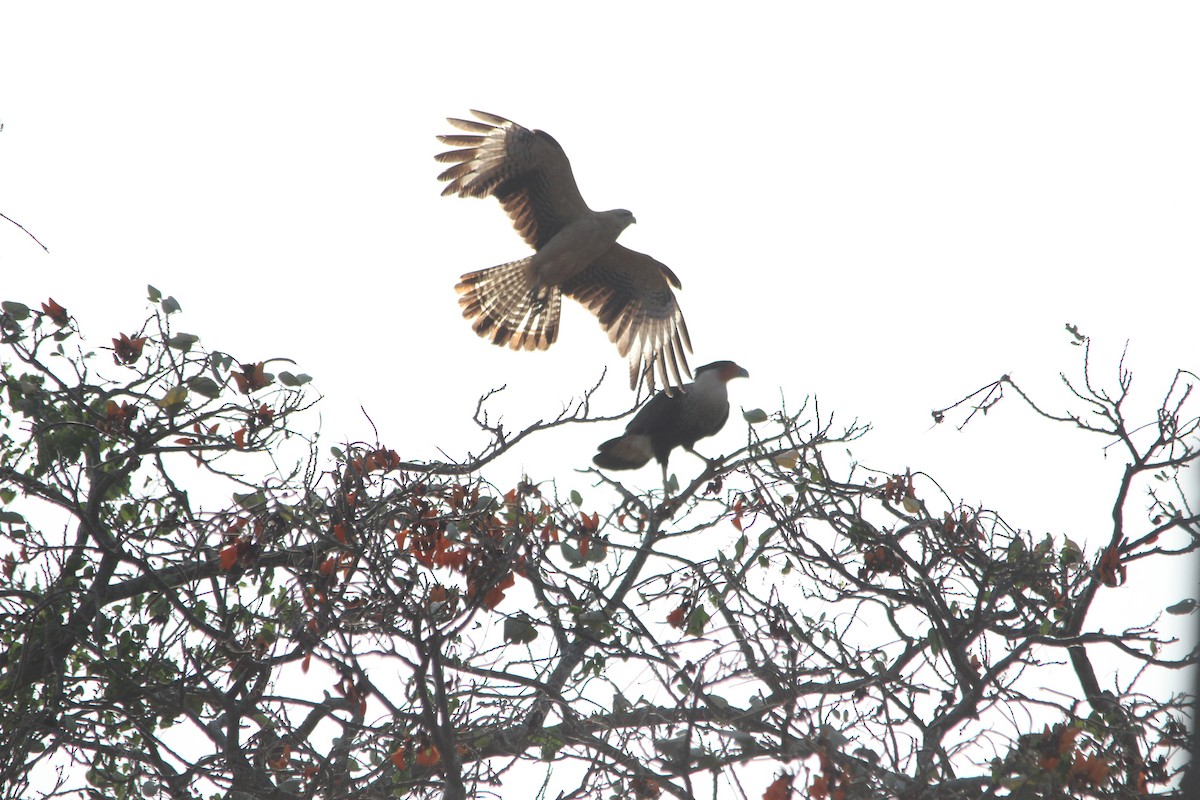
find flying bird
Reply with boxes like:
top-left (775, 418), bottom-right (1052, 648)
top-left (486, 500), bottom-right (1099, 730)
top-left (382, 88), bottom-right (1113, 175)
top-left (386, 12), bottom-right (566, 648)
top-left (593, 360), bottom-right (749, 484)
top-left (435, 110), bottom-right (692, 393)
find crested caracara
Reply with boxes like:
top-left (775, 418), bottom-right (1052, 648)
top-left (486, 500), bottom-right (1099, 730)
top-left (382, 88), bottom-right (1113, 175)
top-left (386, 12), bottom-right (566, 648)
top-left (593, 360), bottom-right (749, 483)
top-left (436, 111), bottom-right (692, 394)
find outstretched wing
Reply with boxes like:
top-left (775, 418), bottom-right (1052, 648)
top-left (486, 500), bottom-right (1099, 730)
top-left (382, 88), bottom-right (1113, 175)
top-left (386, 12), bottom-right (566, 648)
top-left (561, 244), bottom-right (693, 393)
top-left (435, 110), bottom-right (590, 250)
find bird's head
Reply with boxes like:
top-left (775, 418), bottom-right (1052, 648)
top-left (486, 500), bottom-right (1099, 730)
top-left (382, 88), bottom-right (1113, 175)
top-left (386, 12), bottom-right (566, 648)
top-left (610, 209), bottom-right (637, 229)
top-left (696, 361), bottom-right (750, 384)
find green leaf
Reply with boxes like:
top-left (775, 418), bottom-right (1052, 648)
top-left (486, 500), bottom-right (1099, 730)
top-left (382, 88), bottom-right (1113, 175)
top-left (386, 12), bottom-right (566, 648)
top-left (537, 732), bottom-right (564, 761)
top-left (560, 541), bottom-right (582, 566)
top-left (0, 489), bottom-right (15, 505)
top-left (155, 386), bottom-right (189, 412)
top-left (1060, 537), bottom-right (1083, 566)
top-left (166, 333), bottom-right (199, 352)
top-left (742, 408), bottom-right (768, 424)
top-left (1007, 537), bottom-right (1026, 563)
top-left (161, 296), bottom-right (182, 314)
top-left (210, 352), bottom-right (234, 374)
top-left (503, 615), bottom-right (539, 644)
top-left (278, 371), bottom-right (312, 387)
top-left (569, 489), bottom-right (583, 506)
top-left (147, 285), bottom-right (162, 302)
top-left (773, 449), bottom-right (798, 469)
top-left (1, 301), bottom-right (30, 320)
top-left (0, 511), bottom-right (27, 525)
top-left (585, 537), bottom-right (607, 563)
top-left (927, 628), bottom-right (943, 657)
top-left (577, 610), bottom-right (610, 636)
top-left (1166, 599), bottom-right (1197, 616)
top-left (233, 491), bottom-right (267, 511)
top-left (186, 376), bottom-right (222, 399)
top-left (686, 605), bottom-right (710, 637)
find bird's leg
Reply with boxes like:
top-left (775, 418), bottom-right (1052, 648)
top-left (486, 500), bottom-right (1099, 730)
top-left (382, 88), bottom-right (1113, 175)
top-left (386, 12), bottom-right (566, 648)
top-left (655, 462), bottom-right (682, 518)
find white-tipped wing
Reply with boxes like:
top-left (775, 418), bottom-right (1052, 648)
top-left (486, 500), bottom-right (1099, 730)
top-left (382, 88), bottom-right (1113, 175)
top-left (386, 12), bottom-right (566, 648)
top-left (561, 245), bottom-right (692, 393)
top-left (435, 110), bottom-right (589, 249)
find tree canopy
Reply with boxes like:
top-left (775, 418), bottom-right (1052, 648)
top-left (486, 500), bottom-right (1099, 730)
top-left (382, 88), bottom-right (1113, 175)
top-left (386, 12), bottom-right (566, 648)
top-left (0, 293), bottom-right (1194, 799)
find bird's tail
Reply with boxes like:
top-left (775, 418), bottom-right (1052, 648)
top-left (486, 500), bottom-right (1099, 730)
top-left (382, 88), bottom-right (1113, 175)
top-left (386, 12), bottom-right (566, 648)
top-left (456, 258), bottom-right (562, 351)
top-left (592, 434), bottom-right (653, 470)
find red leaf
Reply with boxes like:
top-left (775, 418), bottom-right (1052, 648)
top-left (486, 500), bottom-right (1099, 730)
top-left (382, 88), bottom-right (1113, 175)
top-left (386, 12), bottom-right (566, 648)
top-left (415, 745), bottom-right (440, 768)
top-left (667, 604), bottom-right (687, 629)
top-left (112, 333), bottom-right (147, 365)
top-left (763, 773), bottom-right (792, 800)
top-left (1098, 543), bottom-right (1127, 587)
top-left (41, 298), bottom-right (69, 326)
top-left (268, 744), bottom-right (291, 770)
top-left (232, 362), bottom-right (272, 394)
top-left (219, 543), bottom-right (240, 571)
top-left (483, 586), bottom-right (506, 609)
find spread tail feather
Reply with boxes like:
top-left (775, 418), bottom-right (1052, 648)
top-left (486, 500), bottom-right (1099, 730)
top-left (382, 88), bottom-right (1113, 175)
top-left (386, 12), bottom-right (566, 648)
top-left (456, 258), bottom-right (561, 351)
top-left (592, 434), bottom-right (654, 470)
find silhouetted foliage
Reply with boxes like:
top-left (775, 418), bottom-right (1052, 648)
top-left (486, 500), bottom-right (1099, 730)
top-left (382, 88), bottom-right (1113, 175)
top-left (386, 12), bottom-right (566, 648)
top-left (0, 297), bottom-right (1194, 799)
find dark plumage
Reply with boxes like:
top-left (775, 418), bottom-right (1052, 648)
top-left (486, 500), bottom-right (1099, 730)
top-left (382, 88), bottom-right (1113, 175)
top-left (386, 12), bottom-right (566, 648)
top-left (593, 360), bottom-right (749, 483)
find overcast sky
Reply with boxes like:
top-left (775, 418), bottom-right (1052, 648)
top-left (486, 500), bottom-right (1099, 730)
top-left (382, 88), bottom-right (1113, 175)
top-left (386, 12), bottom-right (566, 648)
top-left (1, 4), bottom-right (1197, 643)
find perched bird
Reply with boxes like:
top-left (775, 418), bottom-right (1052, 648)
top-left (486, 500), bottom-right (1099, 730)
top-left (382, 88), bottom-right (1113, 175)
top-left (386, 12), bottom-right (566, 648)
top-left (435, 110), bottom-right (692, 393)
top-left (593, 360), bottom-right (749, 483)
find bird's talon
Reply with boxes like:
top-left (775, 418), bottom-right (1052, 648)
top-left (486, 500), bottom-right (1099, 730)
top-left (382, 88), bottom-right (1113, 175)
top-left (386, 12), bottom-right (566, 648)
top-left (590, 361), bottom-right (749, 492)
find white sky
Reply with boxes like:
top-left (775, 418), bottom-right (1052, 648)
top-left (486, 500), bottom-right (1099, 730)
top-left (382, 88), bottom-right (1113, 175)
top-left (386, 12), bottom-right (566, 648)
top-left (1, 2), bottom-right (1197, 682)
